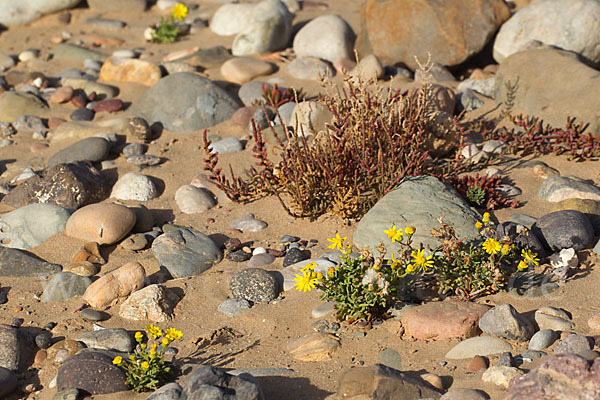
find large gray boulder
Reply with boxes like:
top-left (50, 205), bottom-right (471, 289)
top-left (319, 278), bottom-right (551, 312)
top-left (130, 73), bottom-right (240, 132)
top-left (494, 0), bottom-right (600, 65)
top-left (353, 176), bottom-right (481, 254)
top-left (495, 48), bottom-right (600, 136)
top-left (0, 0), bottom-right (81, 27)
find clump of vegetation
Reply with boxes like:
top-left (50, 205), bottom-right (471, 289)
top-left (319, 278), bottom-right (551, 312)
top-left (252, 83), bottom-right (306, 109)
top-left (451, 173), bottom-right (519, 210)
top-left (149, 3), bottom-right (188, 43)
top-left (113, 325), bottom-right (183, 392)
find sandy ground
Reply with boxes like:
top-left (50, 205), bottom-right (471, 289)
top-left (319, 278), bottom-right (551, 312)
top-left (0, 1), bottom-right (598, 399)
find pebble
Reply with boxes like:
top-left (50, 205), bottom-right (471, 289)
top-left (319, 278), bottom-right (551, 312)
top-left (122, 143), bottom-right (146, 158)
top-left (535, 307), bottom-right (575, 331)
top-left (110, 172), bottom-right (158, 201)
top-left (482, 366), bottom-right (524, 389)
top-left (128, 116), bottom-right (152, 142)
top-left (65, 203), bottom-right (136, 245)
top-left (230, 213), bottom-right (268, 232)
top-left (70, 108), bottom-right (95, 121)
top-left (224, 238), bottom-right (243, 251)
top-left (377, 348), bottom-right (402, 371)
top-left (421, 373), bottom-right (444, 391)
top-left (175, 185), bottom-right (216, 214)
top-left (127, 154), bottom-right (162, 166)
top-left (532, 210), bottom-right (594, 251)
top-left (287, 332), bottom-right (340, 362)
top-left (50, 86), bottom-right (73, 103)
top-left (76, 328), bottom-right (133, 352)
top-left (312, 301), bottom-right (336, 318)
top-left (230, 268), bottom-right (280, 303)
top-left (521, 350), bottom-right (546, 362)
top-left (48, 137), bottom-right (111, 167)
top-left (119, 284), bottom-right (173, 322)
top-left (446, 336), bottom-right (512, 359)
top-left (283, 247), bottom-right (310, 267)
top-left (120, 233), bottom-right (148, 251)
top-left (469, 355), bottom-right (489, 372)
top-left (286, 57), bottom-right (334, 81)
top-left (247, 253), bottom-right (276, 267)
top-left (218, 298), bottom-right (252, 317)
top-left (529, 329), bottom-right (559, 351)
top-left (35, 333), bottom-right (52, 349)
top-left (293, 14), bottom-right (354, 63)
top-left (221, 57), bottom-right (275, 85)
top-left (80, 309), bottom-right (106, 322)
top-left (588, 315), bottom-right (600, 331)
top-left (478, 303), bottom-right (535, 342)
top-left (41, 272), bottom-right (92, 302)
top-left (92, 99), bottom-right (124, 113)
top-left (538, 175), bottom-right (600, 203)
top-left (226, 250), bottom-right (252, 262)
top-left (209, 137), bottom-right (244, 154)
top-left (554, 334), bottom-right (592, 354)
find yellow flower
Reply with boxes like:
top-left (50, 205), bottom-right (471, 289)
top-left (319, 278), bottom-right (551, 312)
top-left (300, 262), bottom-right (316, 273)
top-left (165, 328), bottom-right (183, 341)
top-left (112, 356), bottom-right (122, 366)
top-left (482, 238), bottom-right (501, 255)
top-left (411, 248), bottom-right (434, 271)
top-left (327, 266), bottom-right (335, 278)
top-left (135, 331), bottom-right (144, 343)
top-left (327, 234), bottom-right (347, 250)
top-left (521, 249), bottom-right (539, 266)
top-left (405, 226), bottom-right (415, 236)
top-left (517, 260), bottom-right (528, 271)
top-left (150, 343), bottom-right (158, 354)
top-left (316, 272), bottom-right (324, 280)
top-left (384, 225), bottom-right (398, 239)
top-left (405, 264), bottom-right (415, 274)
top-left (171, 3), bottom-right (188, 21)
top-left (129, 355), bottom-right (136, 361)
top-left (294, 270), bottom-right (317, 292)
top-left (141, 361), bottom-right (150, 371)
top-left (482, 212), bottom-right (491, 224)
top-left (140, 343), bottom-right (147, 350)
top-left (162, 337), bottom-right (171, 347)
top-left (150, 353), bottom-right (156, 360)
top-left (391, 229), bottom-right (403, 243)
top-left (145, 324), bottom-right (163, 339)
top-left (475, 221), bottom-right (483, 230)
top-left (501, 244), bottom-right (511, 256)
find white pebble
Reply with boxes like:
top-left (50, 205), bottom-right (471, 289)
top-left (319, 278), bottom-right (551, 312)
top-left (112, 49), bottom-right (137, 59)
top-left (253, 247), bottom-right (267, 255)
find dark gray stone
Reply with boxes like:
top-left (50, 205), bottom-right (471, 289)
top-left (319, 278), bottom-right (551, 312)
top-left (497, 351), bottom-right (514, 367)
top-left (130, 72), bottom-right (240, 132)
top-left (56, 351), bottom-right (128, 394)
top-left (532, 210), bottom-right (594, 251)
top-left (35, 332), bottom-right (52, 349)
top-left (230, 268), bottom-right (279, 303)
top-left (554, 334), bottom-right (593, 354)
top-left (378, 348), bottom-right (402, 371)
top-left (521, 350), bottom-right (547, 362)
top-left (122, 143), bottom-right (146, 158)
top-left (496, 221), bottom-right (546, 257)
top-left (0, 247), bottom-right (61, 277)
top-left (41, 272), bottom-right (92, 302)
top-left (0, 325), bottom-right (18, 372)
top-left (48, 137), bottom-right (111, 167)
top-left (248, 108), bottom-right (274, 132)
top-left (70, 108), bottom-right (95, 121)
top-left (354, 176), bottom-right (481, 253)
top-left (456, 89), bottom-right (484, 113)
top-left (152, 227), bottom-right (223, 279)
top-left (80, 309), bottom-right (107, 322)
top-left (50, 43), bottom-right (108, 62)
top-left (0, 367), bottom-right (17, 397)
top-left (282, 247), bottom-right (309, 267)
top-left (13, 115), bottom-right (45, 132)
top-left (209, 137), bottom-right (243, 154)
top-left (146, 383), bottom-right (182, 400)
top-left (529, 329), bottom-right (559, 351)
top-left (180, 365), bottom-right (264, 400)
top-left (479, 304), bottom-right (535, 342)
top-left (226, 250), bottom-right (252, 262)
top-left (218, 298), bottom-right (251, 317)
top-left (76, 328), bottom-right (133, 352)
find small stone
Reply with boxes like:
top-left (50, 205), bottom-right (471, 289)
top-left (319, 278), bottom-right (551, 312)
top-left (100, 57), bottom-right (161, 86)
top-left (128, 117), bottom-right (152, 142)
top-left (230, 213), bottom-right (267, 232)
top-left (35, 332), bottom-right (52, 349)
top-left (76, 328), bottom-right (133, 352)
top-left (538, 175), bottom-right (600, 202)
top-left (209, 137), bottom-right (244, 154)
top-left (286, 57), bottom-right (334, 81)
top-left (377, 348), bottom-right (402, 371)
top-left (92, 98), bottom-right (124, 113)
top-left (446, 336), bottom-right (512, 360)
top-left (65, 203), bottom-right (136, 245)
top-left (281, 235), bottom-right (300, 243)
top-left (283, 247), bottom-right (310, 267)
top-left (521, 350), bottom-right (546, 362)
top-left (440, 388), bottom-right (488, 400)
top-left (478, 303), bottom-right (535, 342)
top-left (34, 350), bottom-right (47, 364)
top-left (482, 366), bottom-right (524, 389)
top-left (554, 334), bottom-right (592, 354)
top-left (0, 325), bottom-right (19, 371)
top-left (287, 333), bottom-right (340, 361)
top-left (497, 352), bottom-right (513, 367)
top-left (56, 351), bottom-right (128, 395)
top-left (224, 238), bottom-right (242, 251)
top-left (532, 163), bottom-right (560, 179)
top-left (120, 233), bottom-right (148, 251)
top-left (221, 57), bottom-right (275, 85)
top-left (529, 329), bottom-right (559, 351)
top-left (230, 268), bottom-right (279, 303)
top-left (70, 108), bottom-right (94, 121)
top-left (312, 301), bottom-right (336, 319)
top-left (41, 272), bottom-right (92, 302)
top-left (226, 249), bottom-right (252, 262)
top-left (111, 172), bottom-right (158, 201)
top-left (532, 210), bottom-right (594, 251)
top-left (119, 284), bottom-right (173, 322)
top-left (420, 373), bottom-right (444, 391)
top-left (588, 315), bottom-right (600, 331)
top-left (127, 154), bottom-right (162, 166)
top-left (469, 355), bottom-right (489, 372)
top-left (175, 185), bottom-right (216, 214)
top-left (83, 262), bottom-right (146, 309)
top-left (80, 309), bottom-right (106, 322)
top-left (247, 253), bottom-right (275, 267)
top-left (293, 14), bottom-right (354, 63)
top-left (218, 298), bottom-right (251, 317)
top-left (535, 307), bottom-right (575, 331)
top-left (50, 86), bottom-right (73, 104)
top-left (71, 242), bottom-right (105, 264)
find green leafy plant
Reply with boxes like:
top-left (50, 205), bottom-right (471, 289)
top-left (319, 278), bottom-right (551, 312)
top-left (113, 324), bottom-right (183, 392)
top-left (466, 184), bottom-right (486, 206)
top-left (451, 173), bottom-right (518, 210)
top-left (150, 3), bottom-right (188, 44)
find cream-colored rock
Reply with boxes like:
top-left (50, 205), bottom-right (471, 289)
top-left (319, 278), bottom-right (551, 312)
top-left (119, 284), bottom-right (173, 322)
top-left (482, 366), bottom-right (524, 389)
top-left (83, 261), bottom-right (146, 309)
top-left (63, 261), bottom-right (99, 277)
top-left (290, 101), bottom-right (333, 136)
top-left (287, 333), bottom-right (340, 361)
top-left (220, 57), bottom-right (274, 85)
top-left (65, 203), bottom-right (136, 245)
top-left (100, 57), bottom-right (162, 86)
top-left (350, 54), bottom-right (384, 83)
top-left (175, 185), bottom-right (216, 214)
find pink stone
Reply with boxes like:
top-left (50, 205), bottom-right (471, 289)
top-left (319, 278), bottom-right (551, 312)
top-left (92, 98), bottom-right (124, 113)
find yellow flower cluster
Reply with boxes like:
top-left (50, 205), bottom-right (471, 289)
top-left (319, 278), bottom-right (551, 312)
top-left (171, 3), bottom-right (188, 21)
top-left (518, 249), bottom-right (539, 271)
top-left (294, 262), bottom-right (323, 292)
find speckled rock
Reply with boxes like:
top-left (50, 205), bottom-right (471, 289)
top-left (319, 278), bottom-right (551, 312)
top-left (230, 268), bottom-right (279, 303)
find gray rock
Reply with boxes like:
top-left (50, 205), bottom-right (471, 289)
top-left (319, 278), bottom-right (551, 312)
top-left (497, 352), bottom-right (514, 367)
top-left (283, 247), bottom-right (309, 267)
top-left (275, 102), bottom-right (296, 126)
top-left (174, 185), bottom-right (216, 214)
top-left (457, 89), bottom-right (484, 113)
top-left (218, 298), bottom-right (252, 317)
top-left (35, 332), bottom-right (52, 349)
top-left (230, 268), bottom-right (280, 303)
top-left (247, 253), bottom-right (275, 267)
top-left (122, 143), bottom-right (145, 158)
top-left (446, 336), bottom-right (512, 359)
top-left (152, 227), bottom-right (223, 279)
top-left (532, 210), bottom-right (594, 251)
top-left (0, 91), bottom-right (48, 122)
top-left (146, 383), bottom-right (182, 400)
top-left (48, 137), bottom-right (111, 167)
top-left (440, 388), bottom-right (488, 400)
top-left (230, 213), bottom-right (268, 232)
top-left (0, 0), bottom-right (80, 26)
top-left (495, 221), bottom-right (546, 257)
top-left (238, 81), bottom-right (270, 106)
top-left (354, 176), bottom-right (481, 254)
top-left (110, 172), bottom-right (158, 201)
top-left (50, 43), bottom-right (108, 62)
top-left (538, 176), bottom-right (600, 203)
top-left (293, 15), bottom-right (355, 63)
top-left (508, 272), bottom-right (559, 298)
top-left (535, 307), bottom-right (575, 331)
top-left (209, 137), bottom-right (244, 154)
top-left (479, 304), bottom-right (535, 342)
top-left (0, 247), bottom-right (61, 277)
top-left (52, 388), bottom-right (81, 400)
top-left (131, 73), bottom-right (240, 132)
top-left (457, 78), bottom-right (495, 98)
top-left (493, 0), bottom-right (600, 65)
top-left (529, 329), bottom-right (559, 351)
top-left (76, 328), bottom-right (133, 352)
top-left (0, 367), bottom-right (17, 398)
top-left (13, 115), bottom-right (45, 132)
top-left (248, 108), bottom-right (274, 132)
top-left (377, 348), bottom-right (402, 371)
top-left (86, 17), bottom-right (126, 30)
top-left (522, 350), bottom-right (547, 362)
top-left (554, 334), bottom-right (592, 354)
top-left (41, 272), bottom-right (92, 302)
top-left (286, 57), bottom-right (334, 81)
top-left (231, 0), bottom-right (292, 56)
top-left (181, 365), bottom-right (264, 400)
top-left (0, 203), bottom-right (71, 249)
top-left (211, 3), bottom-right (262, 36)
top-left (56, 351), bottom-right (128, 395)
top-left (0, 325), bottom-right (18, 371)
top-left (80, 309), bottom-right (107, 322)
top-left (414, 62), bottom-right (456, 83)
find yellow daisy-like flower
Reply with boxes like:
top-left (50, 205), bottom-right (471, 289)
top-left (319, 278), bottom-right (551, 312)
top-left (145, 324), bottom-right (163, 339)
top-left (327, 266), bottom-right (335, 278)
top-left (300, 262), bottom-right (317, 273)
top-left (135, 331), bottom-right (144, 343)
top-left (162, 337), bottom-right (171, 347)
top-left (521, 249), bottom-right (539, 266)
top-left (517, 260), bottom-right (528, 271)
top-left (327, 233), bottom-right (347, 250)
top-left (316, 272), bottom-right (324, 280)
top-left (294, 270), bottom-right (317, 292)
top-left (501, 244), bottom-right (511, 256)
top-left (112, 356), bottom-right (122, 366)
top-left (482, 212), bottom-right (491, 224)
top-left (140, 343), bottom-right (147, 350)
top-left (165, 328), bottom-right (183, 341)
top-left (482, 238), bottom-right (501, 255)
top-left (384, 225), bottom-right (398, 239)
top-left (405, 264), bottom-right (415, 274)
top-left (141, 361), bottom-right (150, 371)
top-left (405, 226), bottom-right (416, 236)
top-left (391, 229), bottom-right (404, 243)
top-left (475, 221), bottom-right (483, 230)
top-left (171, 3), bottom-right (188, 21)
top-left (411, 248), bottom-right (434, 271)
top-left (150, 343), bottom-right (158, 354)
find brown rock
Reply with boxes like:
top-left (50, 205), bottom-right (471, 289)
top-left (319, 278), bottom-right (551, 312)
top-left (100, 57), bottom-right (162, 86)
top-left (83, 261), bottom-right (146, 309)
top-left (220, 57), bottom-right (275, 85)
top-left (47, 117), bottom-right (65, 129)
top-left (337, 364), bottom-right (441, 399)
top-left (401, 301), bottom-right (490, 340)
top-left (469, 355), bottom-right (489, 372)
top-left (47, 339), bottom-right (84, 363)
top-left (65, 203), bottom-right (136, 245)
top-left (128, 116), bottom-right (152, 142)
top-left (70, 94), bottom-right (86, 108)
top-left (589, 315), bottom-right (600, 331)
top-left (420, 373), bottom-right (444, 391)
top-left (71, 242), bottom-right (105, 264)
top-left (551, 198), bottom-right (600, 218)
top-left (287, 333), bottom-right (340, 361)
top-left (63, 261), bottom-right (99, 277)
top-left (56, 351), bottom-right (128, 395)
top-left (50, 86), bottom-right (73, 104)
top-left (5, 71), bottom-right (45, 87)
top-left (30, 142), bottom-right (49, 152)
top-left (231, 106), bottom-right (260, 126)
top-left (34, 349), bottom-right (47, 363)
top-left (356, 0), bottom-right (510, 70)
top-left (224, 238), bottom-right (242, 251)
top-left (92, 99), bottom-right (124, 113)
top-left (532, 163), bottom-right (560, 179)
top-left (119, 284), bottom-right (173, 322)
top-left (1, 162), bottom-right (110, 209)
